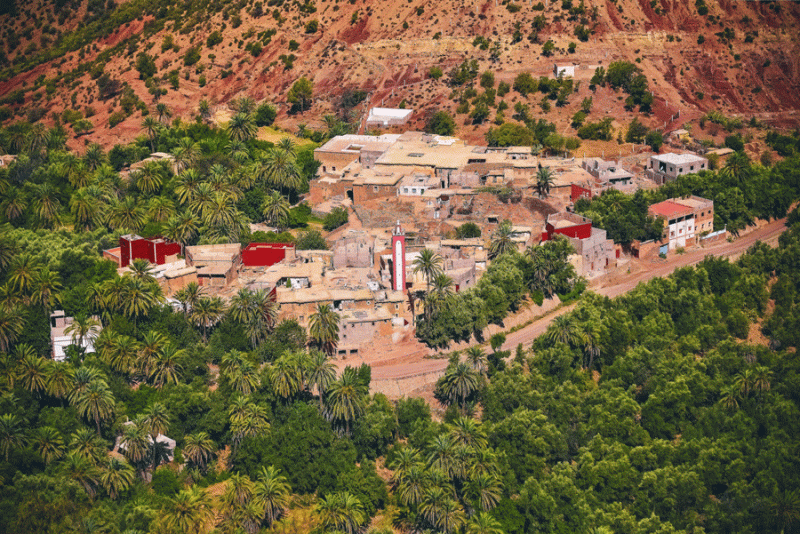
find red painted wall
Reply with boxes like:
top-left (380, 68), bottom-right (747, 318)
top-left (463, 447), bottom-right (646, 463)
top-left (570, 184), bottom-right (592, 203)
top-left (542, 221), bottom-right (592, 241)
top-left (119, 236), bottom-right (181, 267)
top-left (242, 243), bottom-right (295, 267)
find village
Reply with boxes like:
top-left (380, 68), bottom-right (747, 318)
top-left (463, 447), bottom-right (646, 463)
top-left (49, 119), bottom-right (728, 363)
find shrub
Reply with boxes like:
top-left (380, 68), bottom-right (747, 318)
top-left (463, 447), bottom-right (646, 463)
top-left (305, 19), bottom-right (319, 33)
top-left (323, 207), bottom-right (349, 231)
top-left (429, 66), bottom-right (443, 80)
top-left (184, 46), bottom-right (201, 66)
top-left (254, 103), bottom-right (277, 126)
top-left (108, 111), bottom-right (126, 128)
top-left (207, 31), bottom-right (223, 47)
top-left (425, 110), bottom-right (456, 136)
top-left (135, 53), bottom-right (157, 79)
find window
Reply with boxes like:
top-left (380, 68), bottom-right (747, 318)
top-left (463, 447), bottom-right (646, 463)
top-left (690, 165), bottom-right (694, 171)
top-left (373, 186), bottom-right (379, 192)
top-left (403, 188), bottom-right (408, 193)
top-left (408, 153), bottom-right (424, 158)
top-left (332, 166), bottom-right (336, 171)
top-left (679, 168), bottom-right (683, 173)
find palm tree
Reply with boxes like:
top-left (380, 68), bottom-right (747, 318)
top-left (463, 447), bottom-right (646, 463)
top-left (148, 196), bottom-right (176, 223)
top-left (227, 359), bottom-right (261, 396)
top-left (437, 498), bottom-right (467, 534)
top-left (261, 190), bottom-right (290, 230)
top-left (70, 188), bottom-right (101, 230)
top-left (412, 249), bottom-right (444, 293)
top-left (228, 112), bottom-right (257, 142)
top-left (306, 350), bottom-right (336, 411)
top-left (769, 489), bottom-right (800, 534)
top-left (0, 306), bottom-right (24, 352)
top-left (0, 413), bottom-right (25, 461)
top-left (438, 362), bottom-right (480, 414)
top-left (110, 197), bottom-right (147, 232)
top-left (228, 288), bottom-right (278, 347)
top-left (421, 487), bottom-right (448, 526)
top-left (467, 472), bottom-right (502, 511)
top-left (721, 151), bottom-right (752, 185)
top-left (174, 282), bottom-right (203, 315)
top-left (1, 186), bottom-right (26, 221)
top-left (31, 268), bottom-right (62, 314)
top-left (17, 352), bottom-right (49, 396)
top-left (734, 368), bottom-right (755, 397)
top-left (160, 486), bottom-right (214, 533)
top-left (62, 452), bottom-right (100, 499)
top-left (163, 213), bottom-right (199, 252)
top-left (545, 315), bottom-right (583, 347)
top-left (752, 365), bottom-right (772, 395)
top-left (174, 169), bottom-right (202, 205)
top-left (46, 362), bottom-right (75, 403)
top-left (432, 273), bottom-right (455, 300)
top-left (315, 492), bottom-right (365, 534)
top-left (464, 347), bottom-right (488, 376)
top-left (28, 182), bottom-right (62, 228)
top-left (309, 303), bottom-right (340, 357)
top-left (325, 367), bottom-right (367, 434)
top-left (229, 399), bottom-right (270, 450)
top-left (396, 464), bottom-right (427, 507)
top-left (268, 353), bottom-right (302, 400)
top-left (120, 276), bottom-right (161, 331)
top-left (83, 143), bottom-right (106, 171)
top-left (719, 384), bottom-right (741, 411)
top-left (536, 166), bottom-right (555, 198)
top-left (257, 148), bottom-right (303, 195)
top-left (129, 258), bottom-right (157, 283)
top-left (8, 253), bottom-right (40, 295)
top-left (100, 457), bottom-right (135, 500)
top-left (183, 432), bottom-right (215, 471)
top-left (120, 419), bottom-right (150, 475)
top-left (191, 296), bottom-right (224, 342)
top-left (198, 100), bottom-right (212, 122)
top-left (467, 512), bottom-right (504, 534)
top-left (142, 117), bottom-right (161, 153)
top-left (69, 426), bottom-right (106, 463)
top-left (449, 416), bottom-right (487, 449)
top-left (65, 315), bottom-right (101, 352)
top-left (68, 366), bottom-right (105, 405)
top-left (31, 426), bottom-right (64, 464)
top-left (254, 466), bottom-right (291, 527)
top-left (133, 161), bottom-right (164, 194)
top-left (74, 378), bottom-right (116, 434)
top-left (155, 103), bottom-right (172, 125)
top-left (489, 219), bottom-right (515, 258)
top-left (106, 334), bottom-right (141, 374)
top-left (150, 344), bottom-right (185, 388)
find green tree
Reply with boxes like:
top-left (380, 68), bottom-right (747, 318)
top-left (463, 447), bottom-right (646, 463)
top-left (536, 167), bottom-right (555, 198)
top-left (436, 362), bottom-right (480, 413)
top-left (425, 110), bottom-right (456, 136)
top-left (74, 379), bottom-right (116, 434)
top-left (412, 249), bottom-right (444, 293)
top-left (183, 432), bottom-right (215, 471)
top-left (309, 303), bottom-right (340, 357)
top-left (0, 413), bottom-right (25, 461)
top-left (287, 77), bottom-right (314, 113)
top-left (489, 220), bottom-right (515, 258)
top-left (326, 367), bottom-right (368, 434)
top-left (228, 112), bottom-right (257, 142)
top-left (100, 457), bottom-right (135, 500)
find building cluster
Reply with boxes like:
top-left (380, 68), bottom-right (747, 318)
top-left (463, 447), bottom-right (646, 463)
top-left (63, 131), bottom-right (722, 360)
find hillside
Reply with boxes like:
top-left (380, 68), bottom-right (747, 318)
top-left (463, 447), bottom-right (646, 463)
top-left (0, 0), bottom-right (799, 150)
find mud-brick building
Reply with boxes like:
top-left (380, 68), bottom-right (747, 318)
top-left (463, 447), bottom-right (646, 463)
top-left (541, 212), bottom-right (617, 275)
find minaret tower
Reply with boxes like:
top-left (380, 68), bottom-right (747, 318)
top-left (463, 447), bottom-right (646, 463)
top-left (392, 220), bottom-right (406, 291)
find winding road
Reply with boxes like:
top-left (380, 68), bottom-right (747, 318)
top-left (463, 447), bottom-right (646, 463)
top-left (367, 217), bottom-right (788, 393)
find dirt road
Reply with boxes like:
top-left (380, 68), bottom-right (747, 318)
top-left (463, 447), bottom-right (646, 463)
top-left (369, 218), bottom-right (788, 386)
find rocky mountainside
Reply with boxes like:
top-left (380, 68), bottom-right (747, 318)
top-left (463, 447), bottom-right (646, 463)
top-left (0, 0), bottom-right (798, 150)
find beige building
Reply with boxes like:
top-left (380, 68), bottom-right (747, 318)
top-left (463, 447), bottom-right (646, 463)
top-left (185, 243), bottom-right (241, 287)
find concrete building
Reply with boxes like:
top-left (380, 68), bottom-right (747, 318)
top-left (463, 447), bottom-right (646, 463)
top-left (366, 107), bottom-right (413, 128)
top-left (554, 64), bottom-right (576, 78)
top-left (314, 134), bottom-right (402, 178)
top-left (646, 153), bottom-right (708, 185)
top-left (397, 173), bottom-right (440, 197)
top-left (648, 195), bottom-right (714, 251)
top-left (50, 311), bottom-right (102, 362)
top-left (185, 243), bottom-right (241, 287)
top-left (541, 212), bottom-right (617, 275)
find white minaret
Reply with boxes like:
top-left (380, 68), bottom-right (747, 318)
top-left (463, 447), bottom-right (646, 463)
top-left (391, 220), bottom-right (406, 291)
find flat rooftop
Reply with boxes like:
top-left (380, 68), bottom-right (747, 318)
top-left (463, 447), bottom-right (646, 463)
top-left (651, 153), bottom-right (706, 165)
top-left (315, 134), bottom-right (402, 154)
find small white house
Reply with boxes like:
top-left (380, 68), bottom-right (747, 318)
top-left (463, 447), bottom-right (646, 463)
top-left (49, 311), bottom-right (102, 362)
top-left (366, 107), bottom-right (414, 128)
top-left (553, 64), bottom-right (576, 78)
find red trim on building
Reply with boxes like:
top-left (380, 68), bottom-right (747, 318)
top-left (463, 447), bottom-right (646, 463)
top-left (241, 243), bottom-right (295, 267)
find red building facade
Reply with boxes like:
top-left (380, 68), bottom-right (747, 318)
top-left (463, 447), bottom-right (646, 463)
top-left (119, 235), bottom-right (182, 267)
top-left (541, 212), bottom-right (593, 242)
top-left (241, 243), bottom-right (296, 267)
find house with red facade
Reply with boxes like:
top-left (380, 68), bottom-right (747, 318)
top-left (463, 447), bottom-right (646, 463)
top-left (241, 243), bottom-right (296, 267)
top-left (541, 212), bottom-right (618, 275)
top-left (103, 234), bottom-right (182, 268)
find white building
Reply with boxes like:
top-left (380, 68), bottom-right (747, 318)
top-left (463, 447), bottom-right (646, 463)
top-left (646, 153), bottom-right (708, 185)
top-left (553, 64), bottom-right (576, 78)
top-left (366, 107), bottom-right (414, 128)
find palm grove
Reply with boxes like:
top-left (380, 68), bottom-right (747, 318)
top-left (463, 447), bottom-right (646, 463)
top-left (2, 88), bottom-right (800, 534)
